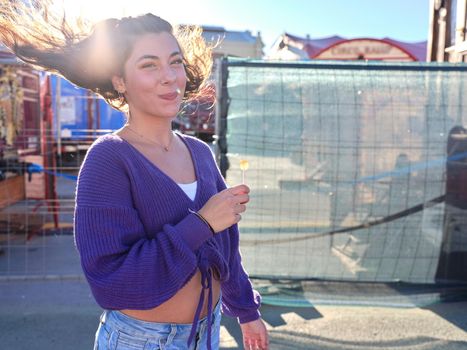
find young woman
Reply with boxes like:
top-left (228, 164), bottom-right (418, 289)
top-left (0, 3), bottom-right (269, 349)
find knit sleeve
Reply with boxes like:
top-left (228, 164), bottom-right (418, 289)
top-left (214, 168), bottom-right (262, 323)
top-left (73, 140), bottom-right (213, 310)
top-left (221, 225), bottom-right (262, 323)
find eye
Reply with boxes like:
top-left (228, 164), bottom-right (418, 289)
top-left (141, 62), bottom-right (157, 69)
top-left (171, 58), bottom-right (184, 65)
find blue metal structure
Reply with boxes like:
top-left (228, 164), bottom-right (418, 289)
top-left (49, 75), bottom-right (126, 155)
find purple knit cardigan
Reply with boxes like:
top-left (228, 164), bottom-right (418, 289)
top-left (73, 133), bottom-right (261, 349)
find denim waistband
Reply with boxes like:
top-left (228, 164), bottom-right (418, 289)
top-left (100, 296), bottom-right (221, 345)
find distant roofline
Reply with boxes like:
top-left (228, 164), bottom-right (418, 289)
top-left (284, 32), bottom-right (427, 45)
top-left (0, 49), bottom-right (24, 65)
top-left (202, 25), bottom-right (226, 32)
top-left (285, 32), bottom-right (344, 43)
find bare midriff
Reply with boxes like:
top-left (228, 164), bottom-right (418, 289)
top-left (120, 269), bottom-right (221, 323)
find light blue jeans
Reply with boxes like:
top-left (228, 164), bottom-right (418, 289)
top-left (94, 299), bottom-right (222, 350)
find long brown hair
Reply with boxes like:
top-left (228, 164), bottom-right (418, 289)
top-left (0, 1), bottom-right (213, 111)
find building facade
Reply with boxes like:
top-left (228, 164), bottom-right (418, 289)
top-left (202, 26), bottom-right (264, 59)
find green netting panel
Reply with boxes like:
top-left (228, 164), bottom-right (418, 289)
top-left (222, 60), bottom-right (467, 284)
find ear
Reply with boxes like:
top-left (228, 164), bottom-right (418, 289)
top-left (111, 75), bottom-right (126, 93)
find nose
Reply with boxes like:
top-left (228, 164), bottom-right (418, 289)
top-left (160, 65), bottom-right (177, 85)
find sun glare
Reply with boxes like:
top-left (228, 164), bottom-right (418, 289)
top-left (59, 0), bottom-right (208, 27)
top-left (60, 0), bottom-right (130, 23)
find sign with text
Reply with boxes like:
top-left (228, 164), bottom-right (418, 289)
top-left (316, 39), bottom-right (415, 61)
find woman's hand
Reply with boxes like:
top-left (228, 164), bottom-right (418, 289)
top-left (198, 184), bottom-right (250, 233)
top-left (239, 318), bottom-right (269, 350)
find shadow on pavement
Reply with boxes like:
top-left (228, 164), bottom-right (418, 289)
top-left (221, 303), bottom-right (322, 348)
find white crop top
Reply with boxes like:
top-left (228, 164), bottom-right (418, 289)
top-left (177, 181), bottom-right (198, 201)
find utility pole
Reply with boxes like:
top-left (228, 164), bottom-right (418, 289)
top-left (428, 0), bottom-right (467, 62)
top-left (55, 76), bottom-right (61, 158)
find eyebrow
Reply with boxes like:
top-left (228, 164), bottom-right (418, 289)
top-left (136, 51), bottom-right (182, 63)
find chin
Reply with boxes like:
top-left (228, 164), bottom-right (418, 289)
top-left (155, 110), bottom-right (179, 120)
top-left (149, 106), bottom-right (181, 119)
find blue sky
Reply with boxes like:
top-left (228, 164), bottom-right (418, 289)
top-left (71, 0), bottom-right (430, 51)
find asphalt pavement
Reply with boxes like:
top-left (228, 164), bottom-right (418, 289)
top-left (0, 276), bottom-right (466, 350)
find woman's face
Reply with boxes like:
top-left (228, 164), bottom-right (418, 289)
top-left (118, 32), bottom-right (187, 119)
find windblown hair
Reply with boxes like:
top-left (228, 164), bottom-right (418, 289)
top-left (0, 1), bottom-right (213, 111)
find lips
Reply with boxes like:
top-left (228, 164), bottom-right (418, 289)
top-left (158, 92), bottom-right (178, 100)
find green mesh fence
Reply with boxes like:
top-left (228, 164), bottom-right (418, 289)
top-left (218, 59), bottom-right (467, 306)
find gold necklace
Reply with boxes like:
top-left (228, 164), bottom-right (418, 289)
top-left (124, 125), bottom-right (173, 152)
